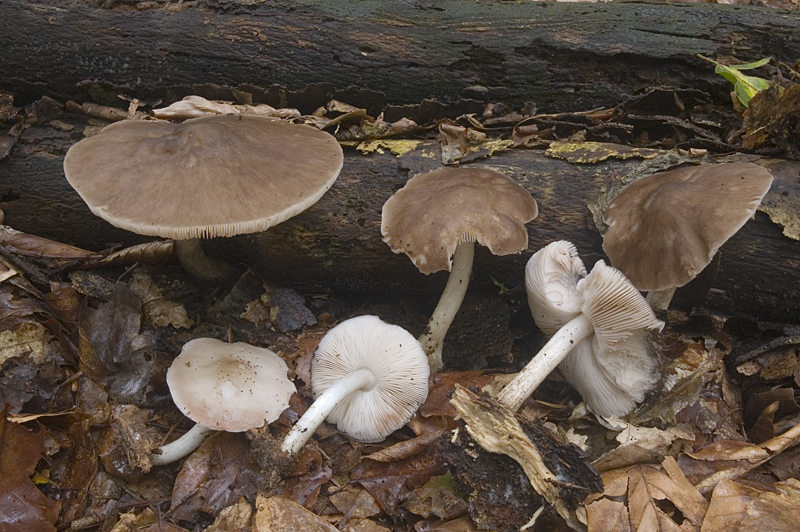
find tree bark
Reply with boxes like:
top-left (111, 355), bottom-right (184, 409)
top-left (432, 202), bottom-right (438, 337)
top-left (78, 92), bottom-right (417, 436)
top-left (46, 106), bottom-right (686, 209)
top-left (2, 0), bottom-right (800, 116)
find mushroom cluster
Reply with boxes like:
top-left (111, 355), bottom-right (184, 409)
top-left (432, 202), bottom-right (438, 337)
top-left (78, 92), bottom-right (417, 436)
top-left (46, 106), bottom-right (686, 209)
top-left (496, 241), bottom-right (664, 417)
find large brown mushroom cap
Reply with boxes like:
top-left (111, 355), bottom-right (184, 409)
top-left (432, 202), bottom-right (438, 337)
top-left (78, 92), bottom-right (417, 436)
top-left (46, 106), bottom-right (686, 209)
top-left (63, 115), bottom-right (343, 239)
top-left (602, 163), bottom-right (773, 291)
top-left (381, 167), bottom-right (538, 274)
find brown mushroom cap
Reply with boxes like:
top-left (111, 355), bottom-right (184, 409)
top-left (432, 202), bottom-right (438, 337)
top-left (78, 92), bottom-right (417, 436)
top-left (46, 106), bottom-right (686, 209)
top-left (381, 167), bottom-right (538, 274)
top-left (166, 338), bottom-right (296, 432)
top-left (602, 163), bottom-right (773, 291)
top-left (63, 115), bottom-right (343, 240)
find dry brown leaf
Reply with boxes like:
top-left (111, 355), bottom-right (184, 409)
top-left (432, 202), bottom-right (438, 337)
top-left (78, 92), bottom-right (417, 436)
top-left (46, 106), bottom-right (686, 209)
top-left (586, 457), bottom-right (707, 532)
top-left (685, 422), bottom-right (800, 495)
top-left (87, 240), bottom-right (177, 268)
top-left (593, 419), bottom-right (694, 472)
top-left (254, 495), bottom-right (338, 532)
top-left (364, 428), bottom-right (447, 462)
top-left (202, 497), bottom-right (253, 532)
top-left (152, 95), bottom-right (299, 120)
top-left (701, 478), bottom-right (800, 532)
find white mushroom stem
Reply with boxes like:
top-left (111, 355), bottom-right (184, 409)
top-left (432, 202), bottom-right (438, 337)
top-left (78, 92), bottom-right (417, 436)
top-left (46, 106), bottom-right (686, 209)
top-left (174, 239), bottom-right (236, 281)
top-left (419, 241), bottom-right (475, 372)
top-left (149, 423), bottom-right (215, 466)
top-left (495, 314), bottom-right (593, 412)
top-left (282, 368), bottom-right (377, 455)
top-left (645, 287), bottom-right (677, 311)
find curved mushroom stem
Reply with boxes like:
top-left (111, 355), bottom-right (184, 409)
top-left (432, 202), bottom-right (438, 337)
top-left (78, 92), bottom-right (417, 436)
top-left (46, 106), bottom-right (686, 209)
top-left (645, 287), bottom-right (677, 311)
top-left (149, 423), bottom-right (215, 466)
top-left (282, 368), bottom-right (378, 455)
top-left (419, 241), bottom-right (475, 372)
top-left (495, 314), bottom-right (594, 412)
top-left (174, 239), bottom-right (237, 281)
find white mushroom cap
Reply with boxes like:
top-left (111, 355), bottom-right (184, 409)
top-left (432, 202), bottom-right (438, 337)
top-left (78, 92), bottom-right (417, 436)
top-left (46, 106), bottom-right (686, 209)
top-left (63, 115), bottom-right (343, 240)
top-left (563, 260), bottom-right (664, 417)
top-left (381, 167), bottom-right (538, 274)
top-left (603, 162), bottom-right (773, 291)
top-left (311, 315), bottom-right (430, 442)
top-left (525, 240), bottom-right (585, 337)
top-left (505, 242), bottom-right (664, 417)
top-left (167, 338), bottom-right (296, 432)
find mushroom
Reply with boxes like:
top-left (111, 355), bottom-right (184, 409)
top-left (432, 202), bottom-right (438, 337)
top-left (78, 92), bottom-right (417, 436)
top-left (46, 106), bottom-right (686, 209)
top-left (150, 338), bottom-right (296, 465)
top-left (602, 162), bottom-right (773, 309)
top-left (281, 315), bottom-right (429, 455)
top-left (63, 114), bottom-right (343, 280)
top-left (495, 241), bottom-right (664, 416)
top-left (381, 167), bottom-right (538, 371)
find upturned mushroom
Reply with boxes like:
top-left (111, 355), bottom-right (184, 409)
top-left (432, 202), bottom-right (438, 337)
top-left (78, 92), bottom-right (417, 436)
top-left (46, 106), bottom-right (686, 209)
top-left (150, 338), bottom-right (296, 465)
top-left (282, 315), bottom-right (429, 455)
top-left (496, 241), bottom-right (664, 417)
top-left (602, 162), bottom-right (773, 309)
top-left (63, 114), bottom-right (343, 280)
top-left (381, 167), bottom-right (538, 371)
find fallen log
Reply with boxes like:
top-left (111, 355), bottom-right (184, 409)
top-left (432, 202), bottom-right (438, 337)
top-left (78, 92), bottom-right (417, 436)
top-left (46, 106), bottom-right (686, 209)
top-left (2, 0), bottom-right (800, 115)
top-left (1, 114), bottom-right (798, 324)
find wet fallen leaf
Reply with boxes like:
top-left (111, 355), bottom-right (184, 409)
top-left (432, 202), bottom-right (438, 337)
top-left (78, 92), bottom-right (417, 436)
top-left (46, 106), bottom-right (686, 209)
top-left (170, 432), bottom-right (268, 522)
top-left (254, 494), bottom-right (337, 532)
top-left (0, 405), bottom-right (61, 532)
top-left (241, 285), bottom-right (315, 332)
top-left (701, 478), bottom-right (800, 532)
top-left (0, 225), bottom-right (101, 261)
top-left (351, 446), bottom-right (447, 517)
top-left (365, 428), bottom-right (447, 462)
top-left (0, 320), bottom-right (50, 365)
top-left (329, 485), bottom-right (382, 524)
top-left (586, 456), bottom-right (707, 532)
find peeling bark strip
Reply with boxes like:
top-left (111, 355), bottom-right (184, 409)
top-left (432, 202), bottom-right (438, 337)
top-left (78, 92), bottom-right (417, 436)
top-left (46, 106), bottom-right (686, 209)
top-left (3, 0), bottom-right (800, 113)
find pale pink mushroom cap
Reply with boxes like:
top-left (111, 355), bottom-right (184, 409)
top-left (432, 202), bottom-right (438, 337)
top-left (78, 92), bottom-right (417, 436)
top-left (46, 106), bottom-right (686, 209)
top-left (167, 338), bottom-right (296, 432)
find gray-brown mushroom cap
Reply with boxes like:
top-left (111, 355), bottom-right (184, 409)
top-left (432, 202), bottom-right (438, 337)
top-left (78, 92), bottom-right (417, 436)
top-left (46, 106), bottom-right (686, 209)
top-left (380, 167), bottom-right (538, 274)
top-left (63, 115), bottom-right (343, 240)
top-left (602, 163), bottom-right (773, 292)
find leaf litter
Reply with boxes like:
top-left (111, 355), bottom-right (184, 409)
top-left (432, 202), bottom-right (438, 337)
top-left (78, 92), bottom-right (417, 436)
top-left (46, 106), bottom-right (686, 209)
top-left (3, 66), bottom-right (800, 532)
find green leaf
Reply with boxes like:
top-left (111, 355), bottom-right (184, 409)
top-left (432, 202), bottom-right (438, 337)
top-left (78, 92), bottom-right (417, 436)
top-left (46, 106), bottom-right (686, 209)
top-left (698, 55), bottom-right (771, 107)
